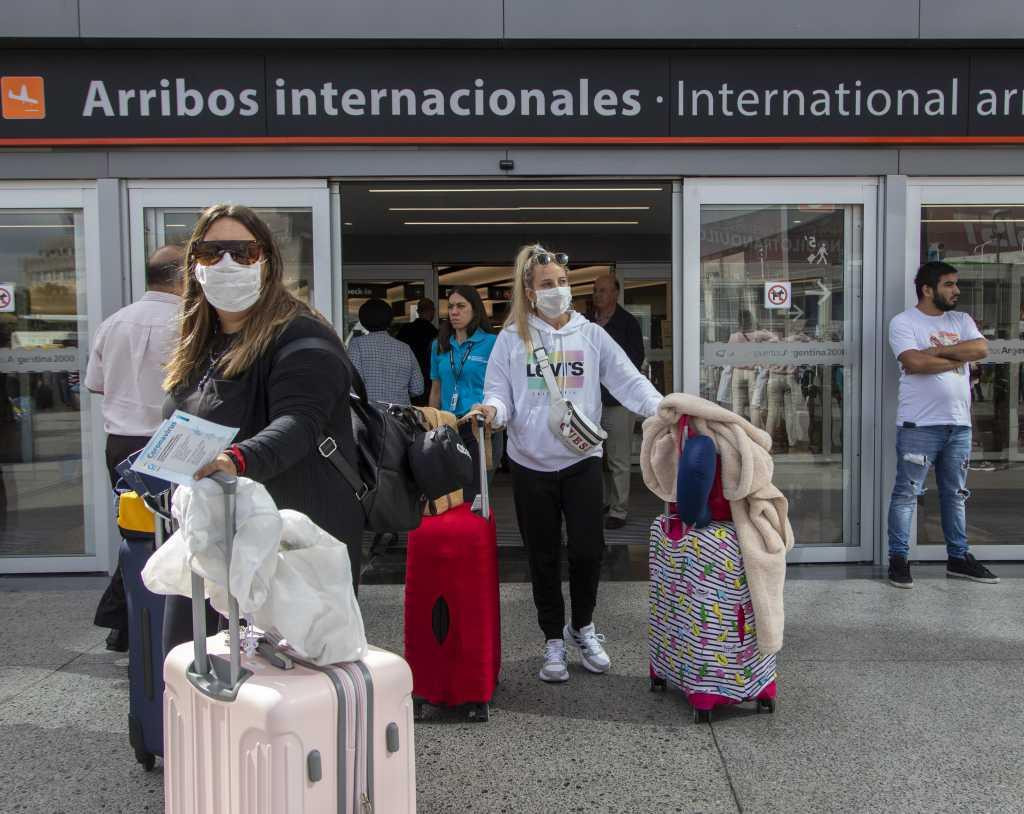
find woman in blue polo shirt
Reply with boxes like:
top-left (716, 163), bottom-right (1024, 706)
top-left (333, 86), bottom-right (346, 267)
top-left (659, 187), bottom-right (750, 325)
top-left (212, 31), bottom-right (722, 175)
top-left (429, 285), bottom-right (502, 480)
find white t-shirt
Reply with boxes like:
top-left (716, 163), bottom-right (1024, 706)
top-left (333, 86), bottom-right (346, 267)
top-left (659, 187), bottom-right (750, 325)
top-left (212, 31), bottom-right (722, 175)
top-left (888, 307), bottom-right (983, 427)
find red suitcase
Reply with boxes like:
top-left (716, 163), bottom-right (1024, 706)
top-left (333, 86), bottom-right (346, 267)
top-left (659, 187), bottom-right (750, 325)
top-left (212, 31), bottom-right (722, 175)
top-left (404, 415), bottom-right (501, 722)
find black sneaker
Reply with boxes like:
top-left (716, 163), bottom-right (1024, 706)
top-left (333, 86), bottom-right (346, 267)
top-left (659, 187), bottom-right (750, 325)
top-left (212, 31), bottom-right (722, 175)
top-left (888, 555), bottom-right (913, 589)
top-left (105, 627), bottom-right (129, 652)
top-left (947, 553), bottom-right (999, 584)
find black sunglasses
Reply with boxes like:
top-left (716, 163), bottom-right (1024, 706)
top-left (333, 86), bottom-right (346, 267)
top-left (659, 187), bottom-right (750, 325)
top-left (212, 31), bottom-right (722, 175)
top-left (192, 240), bottom-right (264, 266)
top-left (529, 251), bottom-right (569, 268)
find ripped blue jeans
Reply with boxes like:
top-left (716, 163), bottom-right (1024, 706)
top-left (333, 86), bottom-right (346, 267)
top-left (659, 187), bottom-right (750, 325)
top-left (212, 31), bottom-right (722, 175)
top-left (887, 425), bottom-right (972, 559)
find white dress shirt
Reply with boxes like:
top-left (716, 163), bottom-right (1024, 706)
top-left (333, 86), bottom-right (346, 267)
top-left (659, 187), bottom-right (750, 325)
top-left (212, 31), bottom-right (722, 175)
top-left (85, 291), bottom-right (181, 436)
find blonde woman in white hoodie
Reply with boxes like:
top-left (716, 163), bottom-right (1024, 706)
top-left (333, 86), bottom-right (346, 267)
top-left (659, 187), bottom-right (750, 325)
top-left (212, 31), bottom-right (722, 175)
top-left (472, 245), bottom-right (662, 683)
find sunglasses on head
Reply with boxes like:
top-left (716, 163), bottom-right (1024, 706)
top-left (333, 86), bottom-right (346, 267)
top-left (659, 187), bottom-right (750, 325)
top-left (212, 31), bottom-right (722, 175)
top-left (529, 251), bottom-right (569, 268)
top-left (191, 240), bottom-right (263, 266)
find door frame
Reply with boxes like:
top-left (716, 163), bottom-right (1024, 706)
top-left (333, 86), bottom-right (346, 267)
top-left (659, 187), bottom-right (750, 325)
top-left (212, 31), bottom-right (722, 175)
top-left (0, 182), bottom-right (107, 574)
top-left (905, 178), bottom-right (1024, 562)
top-left (682, 178), bottom-right (880, 563)
top-left (126, 180), bottom-right (333, 317)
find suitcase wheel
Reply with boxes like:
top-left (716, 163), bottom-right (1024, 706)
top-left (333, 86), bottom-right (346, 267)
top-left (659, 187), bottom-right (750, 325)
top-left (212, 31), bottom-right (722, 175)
top-left (650, 676), bottom-right (667, 693)
top-left (756, 697), bottom-right (776, 715)
top-left (693, 708), bottom-right (712, 724)
top-left (135, 750), bottom-right (156, 772)
top-left (467, 702), bottom-right (489, 723)
top-left (413, 699), bottom-right (426, 722)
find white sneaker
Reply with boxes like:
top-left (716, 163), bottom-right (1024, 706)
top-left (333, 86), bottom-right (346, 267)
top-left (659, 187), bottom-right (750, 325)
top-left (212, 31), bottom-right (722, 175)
top-left (539, 639), bottom-right (569, 683)
top-left (563, 623), bottom-right (611, 674)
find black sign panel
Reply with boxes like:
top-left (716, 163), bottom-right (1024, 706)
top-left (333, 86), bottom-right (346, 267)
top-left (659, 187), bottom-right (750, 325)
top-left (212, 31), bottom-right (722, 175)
top-left (0, 49), bottom-right (1022, 144)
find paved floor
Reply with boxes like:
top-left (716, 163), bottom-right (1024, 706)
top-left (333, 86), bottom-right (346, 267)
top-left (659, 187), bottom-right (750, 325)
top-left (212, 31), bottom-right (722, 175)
top-left (2, 567), bottom-right (1023, 813)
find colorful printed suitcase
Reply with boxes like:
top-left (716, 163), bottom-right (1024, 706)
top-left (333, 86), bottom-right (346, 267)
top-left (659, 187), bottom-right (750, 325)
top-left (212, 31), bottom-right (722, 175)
top-left (163, 472), bottom-right (416, 814)
top-left (648, 417), bottom-right (778, 722)
top-left (404, 414), bottom-right (501, 722)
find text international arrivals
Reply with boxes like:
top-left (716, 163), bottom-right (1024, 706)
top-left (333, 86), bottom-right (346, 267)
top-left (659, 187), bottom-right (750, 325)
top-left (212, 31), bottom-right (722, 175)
top-left (80, 76), bottom-right (1024, 122)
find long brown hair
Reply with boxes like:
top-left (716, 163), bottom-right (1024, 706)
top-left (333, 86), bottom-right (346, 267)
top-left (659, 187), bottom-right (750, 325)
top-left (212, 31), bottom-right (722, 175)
top-left (163, 203), bottom-right (323, 391)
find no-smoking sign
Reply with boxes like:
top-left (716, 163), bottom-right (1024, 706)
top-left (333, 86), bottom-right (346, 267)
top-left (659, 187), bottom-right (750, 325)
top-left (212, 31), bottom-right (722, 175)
top-left (764, 281), bottom-right (791, 310)
top-left (0, 283), bottom-right (14, 313)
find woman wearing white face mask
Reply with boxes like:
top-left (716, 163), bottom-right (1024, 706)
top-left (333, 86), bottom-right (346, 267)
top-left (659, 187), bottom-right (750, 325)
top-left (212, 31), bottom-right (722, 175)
top-left (161, 204), bottom-right (364, 654)
top-left (471, 244), bottom-right (662, 684)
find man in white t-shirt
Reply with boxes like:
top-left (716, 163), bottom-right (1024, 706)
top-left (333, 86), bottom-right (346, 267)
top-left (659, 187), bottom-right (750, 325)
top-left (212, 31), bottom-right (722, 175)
top-left (886, 261), bottom-right (997, 588)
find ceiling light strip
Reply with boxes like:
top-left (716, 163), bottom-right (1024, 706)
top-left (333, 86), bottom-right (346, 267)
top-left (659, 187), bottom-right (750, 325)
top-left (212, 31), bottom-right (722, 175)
top-left (369, 187), bottom-right (663, 193)
top-left (404, 220), bottom-right (641, 226)
top-left (389, 206), bottom-right (650, 212)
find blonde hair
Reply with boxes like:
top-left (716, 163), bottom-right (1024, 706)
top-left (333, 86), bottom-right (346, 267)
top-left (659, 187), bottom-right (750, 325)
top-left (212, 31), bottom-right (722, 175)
top-left (506, 243), bottom-right (567, 346)
top-left (163, 203), bottom-right (325, 392)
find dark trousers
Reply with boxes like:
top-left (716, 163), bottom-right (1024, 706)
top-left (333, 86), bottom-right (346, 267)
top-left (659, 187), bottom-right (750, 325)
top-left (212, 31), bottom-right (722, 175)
top-left (511, 456), bottom-right (605, 641)
top-left (94, 434), bottom-right (152, 632)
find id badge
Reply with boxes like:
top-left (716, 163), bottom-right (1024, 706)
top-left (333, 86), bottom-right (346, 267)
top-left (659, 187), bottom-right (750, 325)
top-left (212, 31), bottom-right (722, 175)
top-left (449, 389), bottom-right (459, 411)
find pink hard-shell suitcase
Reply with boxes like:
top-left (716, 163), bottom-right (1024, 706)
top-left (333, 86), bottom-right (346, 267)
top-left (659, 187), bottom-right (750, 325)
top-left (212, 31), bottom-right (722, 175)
top-left (162, 472), bottom-right (416, 814)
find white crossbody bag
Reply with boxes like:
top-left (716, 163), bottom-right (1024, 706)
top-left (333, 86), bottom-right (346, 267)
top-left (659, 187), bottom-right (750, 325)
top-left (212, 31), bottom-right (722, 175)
top-left (528, 329), bottom-right (608, 455)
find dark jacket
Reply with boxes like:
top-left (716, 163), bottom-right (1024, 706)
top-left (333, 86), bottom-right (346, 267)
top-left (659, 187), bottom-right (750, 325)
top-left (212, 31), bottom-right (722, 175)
top-left (396, 318), bottom-right (438, 391)
top-left (590, 305), bottom-right (646, 407)
top-left (167, 315), bottom-right (364, 557)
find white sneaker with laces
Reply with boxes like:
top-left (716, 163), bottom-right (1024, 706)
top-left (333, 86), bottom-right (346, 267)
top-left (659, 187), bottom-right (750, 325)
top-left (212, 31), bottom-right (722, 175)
top-left (539, 638), bottom-right (569, 683)
top-left (563, 622), bottom-right (611, 673)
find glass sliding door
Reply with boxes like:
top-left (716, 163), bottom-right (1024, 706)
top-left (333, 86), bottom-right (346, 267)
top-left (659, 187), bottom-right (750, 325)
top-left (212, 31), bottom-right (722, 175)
top-left (907, 182), bottom-right (1024, 560)
top-left (684, 180), bottom-right (878, 562)
top-left (0, 186), bottom-right (105, 573)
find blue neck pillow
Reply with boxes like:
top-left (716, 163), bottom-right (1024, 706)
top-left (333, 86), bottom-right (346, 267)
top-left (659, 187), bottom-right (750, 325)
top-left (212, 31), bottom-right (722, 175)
top-left (677, 434), bottom-right (717, 528)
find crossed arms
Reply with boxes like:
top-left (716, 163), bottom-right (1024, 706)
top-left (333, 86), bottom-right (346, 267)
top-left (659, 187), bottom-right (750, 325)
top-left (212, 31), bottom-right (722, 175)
top-left (898, 338), bottom-right (988, 375)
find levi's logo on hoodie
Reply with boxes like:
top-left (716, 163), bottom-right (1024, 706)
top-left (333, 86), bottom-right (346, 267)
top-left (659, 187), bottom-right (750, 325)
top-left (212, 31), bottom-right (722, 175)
top-left (527, 350), bottom-right (585, 390)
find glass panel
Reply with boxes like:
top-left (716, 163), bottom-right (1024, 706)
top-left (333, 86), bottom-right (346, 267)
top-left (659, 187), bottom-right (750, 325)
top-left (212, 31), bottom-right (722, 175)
top-left (699, 204), bottom-right (863, 546)
top-left (918, 204), bottom-right (1024, 547)
top-left (143, 208), bottom-right (314, 304)
top-left (0, 209), bottom-right (87, 557)
top-left (623, 278), bottom-right (672, 459)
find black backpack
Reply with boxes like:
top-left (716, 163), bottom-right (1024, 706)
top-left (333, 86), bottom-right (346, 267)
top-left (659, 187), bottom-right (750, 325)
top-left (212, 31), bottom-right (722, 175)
top-left (274, 337), bottom-right (469, 533)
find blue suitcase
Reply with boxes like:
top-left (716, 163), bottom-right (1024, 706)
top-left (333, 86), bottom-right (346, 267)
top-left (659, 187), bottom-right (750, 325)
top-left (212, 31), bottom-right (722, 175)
top-left (117, 491), bottom-right (168, 771)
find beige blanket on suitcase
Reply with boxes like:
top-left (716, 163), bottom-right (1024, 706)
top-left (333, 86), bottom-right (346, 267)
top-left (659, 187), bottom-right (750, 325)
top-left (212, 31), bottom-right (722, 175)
top-left (640, 393), bottom-right (794, 657)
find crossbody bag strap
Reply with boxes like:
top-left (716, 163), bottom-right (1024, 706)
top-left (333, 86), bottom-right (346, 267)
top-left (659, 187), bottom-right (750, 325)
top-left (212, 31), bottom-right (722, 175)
top-left (527, 328), bottom-right (566, 407)
top-left (271, 335), bottom-right (368, 499)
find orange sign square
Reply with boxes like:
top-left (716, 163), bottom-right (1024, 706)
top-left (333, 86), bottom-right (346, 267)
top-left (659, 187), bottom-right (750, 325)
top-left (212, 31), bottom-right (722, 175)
top-left (2, 76), bottom-right (46, 120)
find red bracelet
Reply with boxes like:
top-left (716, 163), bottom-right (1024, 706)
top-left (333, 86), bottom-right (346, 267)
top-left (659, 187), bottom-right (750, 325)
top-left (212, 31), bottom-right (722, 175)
top-left (226, 444), bottom-right (246, 476)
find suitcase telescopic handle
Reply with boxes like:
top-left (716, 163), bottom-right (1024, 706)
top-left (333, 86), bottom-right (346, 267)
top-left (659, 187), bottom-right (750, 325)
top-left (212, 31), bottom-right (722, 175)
top-left (189, 471), bottom-right (246, 696)
top-left (472, 413), bottom-right (490, 518)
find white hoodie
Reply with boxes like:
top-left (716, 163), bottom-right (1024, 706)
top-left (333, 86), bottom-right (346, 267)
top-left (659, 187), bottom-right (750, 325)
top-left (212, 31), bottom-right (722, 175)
top-left (484, 312), bottom-right (662, 473)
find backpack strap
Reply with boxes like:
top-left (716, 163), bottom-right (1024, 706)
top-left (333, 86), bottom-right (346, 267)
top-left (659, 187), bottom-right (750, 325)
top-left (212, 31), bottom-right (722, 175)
top-left (271, 335), bottom-right (368, 499)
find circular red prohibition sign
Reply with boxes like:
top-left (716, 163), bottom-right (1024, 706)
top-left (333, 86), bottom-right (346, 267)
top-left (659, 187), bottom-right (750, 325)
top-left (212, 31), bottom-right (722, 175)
top-left (0, 289), bottom-right (10, 309)
top-left (767, 284), bottom-right (788, 306)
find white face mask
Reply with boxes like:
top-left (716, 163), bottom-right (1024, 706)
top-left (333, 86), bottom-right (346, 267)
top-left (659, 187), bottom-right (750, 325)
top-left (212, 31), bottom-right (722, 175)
top-left (533, 286), bottom-right (572, 319)
top-left (195, 253), bottom-right (263, 313)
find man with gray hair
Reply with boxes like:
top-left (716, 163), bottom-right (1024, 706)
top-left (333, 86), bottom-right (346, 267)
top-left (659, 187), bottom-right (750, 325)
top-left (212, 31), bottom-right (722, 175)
top-left (589, 274), bottom-right (645, 530)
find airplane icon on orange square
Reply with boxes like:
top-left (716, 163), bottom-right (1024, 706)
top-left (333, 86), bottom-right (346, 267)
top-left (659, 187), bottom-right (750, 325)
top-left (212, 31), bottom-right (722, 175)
top-left (2, 77), bottom-right (46, 119)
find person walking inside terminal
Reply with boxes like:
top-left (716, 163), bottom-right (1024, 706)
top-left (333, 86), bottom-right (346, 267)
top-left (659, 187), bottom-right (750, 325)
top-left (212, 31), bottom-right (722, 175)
top-left (349, 297), bottom-right (424, 406)
top-left (886, 261), bottom-right (997, 588)
top-left (473, 245), bottom-right (662, 683)
top-left (85, 244), bottom-right (183, 652)
top-left (588, 273), bottom-right (645, 530)
top-left (160, 203), bottom-right (364, 651)
top-left (397, 297), bottom-right (438, 407)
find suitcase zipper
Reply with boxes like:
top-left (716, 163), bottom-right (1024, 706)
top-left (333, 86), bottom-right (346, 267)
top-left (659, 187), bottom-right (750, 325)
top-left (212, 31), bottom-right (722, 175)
top-left (361, 792), bottom-right (373, 813)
